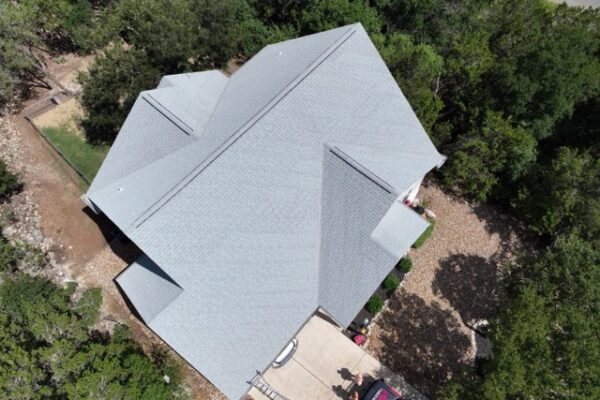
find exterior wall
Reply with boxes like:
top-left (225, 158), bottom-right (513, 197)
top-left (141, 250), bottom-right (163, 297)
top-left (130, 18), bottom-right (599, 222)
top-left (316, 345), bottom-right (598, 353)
top-left (402, 178), bottom-right (423, 205)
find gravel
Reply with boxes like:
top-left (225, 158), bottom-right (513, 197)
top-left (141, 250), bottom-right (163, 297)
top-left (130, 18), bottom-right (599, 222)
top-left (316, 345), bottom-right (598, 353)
top-left (366, 181), bottom-right (524, 398)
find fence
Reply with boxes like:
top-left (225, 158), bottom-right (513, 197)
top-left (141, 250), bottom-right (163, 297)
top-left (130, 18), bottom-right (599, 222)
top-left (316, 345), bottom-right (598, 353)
top-left (22, 93), bottom-right (92, 185)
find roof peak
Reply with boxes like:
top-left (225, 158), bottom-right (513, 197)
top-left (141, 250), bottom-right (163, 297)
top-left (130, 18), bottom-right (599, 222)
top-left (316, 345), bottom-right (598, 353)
top-left (131, 24), bottom-right (363, 229)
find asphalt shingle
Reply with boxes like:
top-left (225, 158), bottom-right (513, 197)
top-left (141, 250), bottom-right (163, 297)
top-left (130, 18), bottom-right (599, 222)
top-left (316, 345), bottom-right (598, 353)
top-left (88, 23), bottom-right (444, 399)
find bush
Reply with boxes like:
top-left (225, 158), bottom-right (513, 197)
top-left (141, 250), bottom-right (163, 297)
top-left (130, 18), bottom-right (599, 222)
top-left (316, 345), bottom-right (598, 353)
top-left (0, 233), bottom-right (21, 272)
top-left (397, 256), bottom-right (413, 273)
top-left (365, 294), bottom-right (384, 314)
top-left (0, 160), bottom-right (21, 200)
top-left (383, 273), bottom-right (400, 295)
top-left (412, 218), bottom-right (435, 248)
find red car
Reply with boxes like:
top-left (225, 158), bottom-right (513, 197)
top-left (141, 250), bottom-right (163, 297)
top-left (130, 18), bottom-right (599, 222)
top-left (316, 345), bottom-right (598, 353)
top-left (359, 379), bottom-right (402, 400)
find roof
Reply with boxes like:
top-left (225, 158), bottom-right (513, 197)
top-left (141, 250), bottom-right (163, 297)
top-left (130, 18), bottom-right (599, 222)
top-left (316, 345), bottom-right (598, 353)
top-left (87, 23), bottom-right (444, 400)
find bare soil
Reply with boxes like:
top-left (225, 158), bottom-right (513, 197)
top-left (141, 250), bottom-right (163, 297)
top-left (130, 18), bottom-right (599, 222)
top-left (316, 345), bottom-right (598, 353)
top-left (1, 53), bottom-right (222, 399)
top-left (46, 53), bottom-right (94, 94)
top-left (32, 98), bottom-right (85, 136)
top-left (367, 182), bottom-right (525, 398)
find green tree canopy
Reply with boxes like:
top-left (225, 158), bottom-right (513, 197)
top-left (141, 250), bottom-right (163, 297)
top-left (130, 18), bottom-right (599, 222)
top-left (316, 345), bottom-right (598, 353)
top-left (79, 47), bottom-right (161, 143)
top-left (440, 235), bottom-right (600, 400)
top-left (380, 32), bottom-right (443, 131)
top-left (442, 112), bottom-right (536, 200)
top-left (515, 147), bottom-right (600, 239)
top-left (0, 160), bottom-right (22, 200)
top-left (0, 2), bottom-right (49, 107)
top-left (80, 0), bottom-right (247, 144)
top-left (0, 275), bottom-right (185, 400)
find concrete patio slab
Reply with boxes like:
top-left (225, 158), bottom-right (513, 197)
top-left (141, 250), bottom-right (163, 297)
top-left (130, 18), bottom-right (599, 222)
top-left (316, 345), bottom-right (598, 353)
top-left (264, 358), bottom-right (333, 399)
top-left (246, 314), bottom-right (426, 400)
top-left (294, 315), bottom-right (365, 390)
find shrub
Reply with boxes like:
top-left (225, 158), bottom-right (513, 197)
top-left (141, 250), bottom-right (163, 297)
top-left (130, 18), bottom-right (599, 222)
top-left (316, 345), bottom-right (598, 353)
top-left (397, 256), bottom-right (413, 273)
top-left (412, 218), bottom-right (435, 248)
top-left (365, 294), bottom-right (384, 314)
top-left (0, 160), bottom-right (21, 199)
top-left (0, 233), bottom-right (22, 272)
top-left (383, 273), bottom-right (400, 295)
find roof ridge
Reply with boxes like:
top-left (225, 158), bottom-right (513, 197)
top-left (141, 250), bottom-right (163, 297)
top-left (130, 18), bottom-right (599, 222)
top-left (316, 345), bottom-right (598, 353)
top-left (87, 96), bottom-right (193, 195)
top-left (328, 145), bottom-right (396, 194)
top-left (199, 24), bottom-right (359, 136)
top-left (131, 24), bottom-right (361, 229)
top-left (143, 91), bottom-right (195, 135)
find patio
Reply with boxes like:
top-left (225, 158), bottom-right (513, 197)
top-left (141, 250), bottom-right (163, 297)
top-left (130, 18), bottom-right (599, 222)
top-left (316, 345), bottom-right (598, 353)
top-left (247, 313), bottom-right (427, 400)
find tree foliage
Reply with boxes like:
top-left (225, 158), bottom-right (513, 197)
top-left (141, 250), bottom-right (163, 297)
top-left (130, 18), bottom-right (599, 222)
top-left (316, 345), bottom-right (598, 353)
top-left (0, 160), bottom-right (22, 200)
top-left (515, 147), bottom-right (600, 239)
top-left (0, 2), bottom-right (49, 108)
top-left (79, 0), bottom-right (246, 143)
top-left (0, 275), bottom-right (185, 399)
top-left (380, 33), bottom-right (443, 131)
top-left (442, 112), bottom-right (536, 200)
top-left (79, 47), bottom-right (161, 143)
top-left (440, 236), bottom-right (600, 400)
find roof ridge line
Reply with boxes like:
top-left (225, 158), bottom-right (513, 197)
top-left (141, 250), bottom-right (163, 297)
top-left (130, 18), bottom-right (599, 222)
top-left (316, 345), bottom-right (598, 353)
top-left (131, 24), bottom-right (361, 229)
top-left (328, 145), bottom-right (396, 194)
top-left (87, 96), bottom-right (193, 195)
top-left (143, 91), bottom-right (195, 135)
top-left (200, 24), bottom-right (358, 135)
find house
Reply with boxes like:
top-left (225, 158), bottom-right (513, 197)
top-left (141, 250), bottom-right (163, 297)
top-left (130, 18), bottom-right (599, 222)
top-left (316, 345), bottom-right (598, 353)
top-left (83, 23), bottom-right (445, 400)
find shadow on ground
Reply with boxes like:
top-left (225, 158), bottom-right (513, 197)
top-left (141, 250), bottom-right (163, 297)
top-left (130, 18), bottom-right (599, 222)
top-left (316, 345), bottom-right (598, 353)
top-left (471, 203), bottom-right (530, 260)
top-left (432, 253), bottom-right (507, 325)
top-left (82, 205), bottom-right (142, 264)
top-left (374, 290), bottom-right (471, 398)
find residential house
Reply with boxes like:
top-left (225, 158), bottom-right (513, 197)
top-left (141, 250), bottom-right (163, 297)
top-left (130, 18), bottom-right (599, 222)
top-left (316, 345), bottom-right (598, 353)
top-left (83, 23), bottom-right (445, 400)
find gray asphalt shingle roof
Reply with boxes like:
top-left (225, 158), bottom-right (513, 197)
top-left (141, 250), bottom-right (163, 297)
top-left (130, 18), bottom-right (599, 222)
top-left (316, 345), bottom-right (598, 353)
top-left (87, 23), bottom-right (444, 399)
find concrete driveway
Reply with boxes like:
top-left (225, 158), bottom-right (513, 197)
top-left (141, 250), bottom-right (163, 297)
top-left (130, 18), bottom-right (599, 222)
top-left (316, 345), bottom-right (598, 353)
top-left (247, 314), bottom-right (426, 400)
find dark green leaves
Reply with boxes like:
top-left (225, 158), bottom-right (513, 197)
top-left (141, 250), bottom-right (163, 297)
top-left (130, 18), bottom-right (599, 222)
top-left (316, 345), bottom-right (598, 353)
top-left (0, 276), bottom-right (184, 400)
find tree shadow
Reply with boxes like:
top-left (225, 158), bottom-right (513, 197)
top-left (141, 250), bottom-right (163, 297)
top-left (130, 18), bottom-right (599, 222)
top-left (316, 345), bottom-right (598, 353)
top-left (374, 290), bottom-right (471, 398)
top-left (432, 254), bottom-right (507, 325)
top-left (470, 202), bottom-right (530, 259)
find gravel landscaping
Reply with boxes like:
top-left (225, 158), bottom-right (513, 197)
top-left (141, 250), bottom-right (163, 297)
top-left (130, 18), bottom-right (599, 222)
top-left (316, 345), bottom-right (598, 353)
top-left (366, 181), bottom-right (525, 398)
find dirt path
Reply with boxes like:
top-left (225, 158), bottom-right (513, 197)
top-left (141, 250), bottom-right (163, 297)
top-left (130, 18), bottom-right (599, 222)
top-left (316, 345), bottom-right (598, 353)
top-left (0, 53), bottom-right (222, 399)
top-left (5, 114), bottom-right (221, 398)
top-left (9, 114), bottom-right (108, 265)
top-left (367, 182), bottom-right (524, 398)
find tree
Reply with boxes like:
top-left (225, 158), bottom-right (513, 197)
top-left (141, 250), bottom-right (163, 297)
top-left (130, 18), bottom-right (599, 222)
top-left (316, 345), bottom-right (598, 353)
top-left (79, 47), bottom-right (161, 143)
top-left (380, 32), bottom-right (443, 131)
top-left (515, 147), bottom-right (600, 239)
top-left (80, 0), bottom-right (243, 143)
top-left (299, 0), bottom-right (384, 44)
top-left (0, 275), bottom-right (186, 399)
top-left (442, 112), bottom-right (536, 200)
top-left (0, 2), bottom-right (51, 108)
top-left (10, 0), bottom-right (96, 51)
top-left (377, 0), bottom-right (486, 50)
top-left (440, 236), bottom-right (600, 400)
top-left (485, 1), bottom-right (600, 139)
top-left (110, 0), bottom-right (200, 72)
top-left (235, 1), bottom-right (298, 57)
top-left (432, 29), bottom-right (494, 146)
top-left (0, 232), bottom-right (22, 273)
